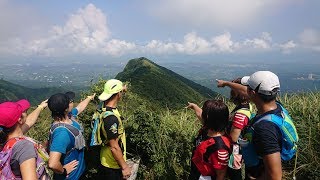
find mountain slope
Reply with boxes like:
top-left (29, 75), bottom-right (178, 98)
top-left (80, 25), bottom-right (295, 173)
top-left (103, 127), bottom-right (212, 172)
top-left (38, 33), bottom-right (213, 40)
top-left (115, 57), bottom-right (218, 108)
top-left (0, 79), bottom-right (61, 104)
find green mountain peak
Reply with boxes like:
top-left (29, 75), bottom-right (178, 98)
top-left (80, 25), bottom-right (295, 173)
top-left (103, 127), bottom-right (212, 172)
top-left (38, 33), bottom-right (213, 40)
top-left (116, 57), bottom-right (218, 108)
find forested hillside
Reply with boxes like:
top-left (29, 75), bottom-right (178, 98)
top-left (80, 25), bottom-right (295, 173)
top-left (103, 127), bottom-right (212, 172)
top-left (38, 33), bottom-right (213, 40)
top-left (0, 79), bottom-right (61, 105)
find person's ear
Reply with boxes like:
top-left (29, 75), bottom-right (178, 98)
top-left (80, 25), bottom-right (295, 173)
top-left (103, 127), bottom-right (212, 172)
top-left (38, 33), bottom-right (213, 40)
top-left (17, 117), bottom-right (24, 124)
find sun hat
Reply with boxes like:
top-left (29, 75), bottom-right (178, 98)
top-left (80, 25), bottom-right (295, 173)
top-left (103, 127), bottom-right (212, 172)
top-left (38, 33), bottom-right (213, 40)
top-left (241, 71), bottom-right (280, 95)
top-left (0, 99), bottom-right (30, 128)
top-left (98, 79), bottom-right (123, 101)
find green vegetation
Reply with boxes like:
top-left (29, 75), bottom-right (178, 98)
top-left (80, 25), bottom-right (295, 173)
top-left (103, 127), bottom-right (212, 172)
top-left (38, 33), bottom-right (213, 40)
top-left (25, 87), bottom-right (320, 179)
top-left (0, 79), bottom-right (61, 105)
top-left (116, 57), bottom-right (218, 109)
top-left (5, 58), bottom-right (319, 179)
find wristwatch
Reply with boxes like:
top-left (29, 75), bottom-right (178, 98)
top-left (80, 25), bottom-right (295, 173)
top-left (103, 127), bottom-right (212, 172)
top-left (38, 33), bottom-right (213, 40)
top-left (63, 168), bottom-right (67, 176)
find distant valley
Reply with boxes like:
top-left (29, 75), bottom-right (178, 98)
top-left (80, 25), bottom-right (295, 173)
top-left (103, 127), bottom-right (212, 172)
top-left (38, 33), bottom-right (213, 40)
top-left (1, 58), bottom-right (319, 97)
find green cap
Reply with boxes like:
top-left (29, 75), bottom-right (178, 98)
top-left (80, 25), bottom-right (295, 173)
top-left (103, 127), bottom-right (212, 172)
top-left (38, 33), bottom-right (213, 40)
top-left (98, 79), bottom-right (123, 101)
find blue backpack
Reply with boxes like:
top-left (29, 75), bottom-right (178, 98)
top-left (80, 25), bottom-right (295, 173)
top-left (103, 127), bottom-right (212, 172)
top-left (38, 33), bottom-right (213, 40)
top-left (253, 103), bottom-right (298, 161)
top-left (241, 103), bottom-right (298, 166)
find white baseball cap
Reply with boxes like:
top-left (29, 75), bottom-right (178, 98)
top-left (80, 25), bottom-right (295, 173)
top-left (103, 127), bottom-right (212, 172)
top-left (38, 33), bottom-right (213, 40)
top-left (241, 71), bottom-right (280, 95)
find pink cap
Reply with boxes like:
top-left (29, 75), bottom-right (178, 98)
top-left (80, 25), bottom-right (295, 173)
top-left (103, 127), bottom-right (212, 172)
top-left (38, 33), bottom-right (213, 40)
top-left (0, 99), bottom-right (30, 128)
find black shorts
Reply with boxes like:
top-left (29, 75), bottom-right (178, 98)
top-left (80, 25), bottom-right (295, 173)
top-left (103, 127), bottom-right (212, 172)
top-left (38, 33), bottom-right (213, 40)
top-left (97, 164), bottom-right (123, 180)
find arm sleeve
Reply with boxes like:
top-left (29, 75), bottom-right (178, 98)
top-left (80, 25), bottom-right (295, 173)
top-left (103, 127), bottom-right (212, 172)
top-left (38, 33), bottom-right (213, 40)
top-left (210, 149), bottom-right (229, 170)
top-left (49, 128), bottom-right (72, 154)
top-left (11, 140), bottom-right (37, 165)
top-left (253, 121), bottom-right (282, 156)
top-left (232, 112), bottom-right (249, 130)
top-left (71, 108), bottom-right (79, 118)
top-left (103, 115), bottom-right (120, 140)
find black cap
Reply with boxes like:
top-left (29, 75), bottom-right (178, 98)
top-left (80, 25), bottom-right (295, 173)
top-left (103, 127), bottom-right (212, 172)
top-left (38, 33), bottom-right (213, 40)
top-left (65, 91), bottom-right (75, 102)
top-left (48, 93), bottom-right (69, 114)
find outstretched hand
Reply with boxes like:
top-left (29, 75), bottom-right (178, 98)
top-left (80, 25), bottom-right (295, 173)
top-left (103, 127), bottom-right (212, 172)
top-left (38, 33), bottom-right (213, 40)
top-left (88, 93), bottom-right (96, 100)
top-left (39, 99), bottom-right (48, 109)
top-left (186, 102), bottom-right (198, 111)
top-left (123, 84), bottom-right (128, 93)
top-left (216, 79), bottom-right (227, 88)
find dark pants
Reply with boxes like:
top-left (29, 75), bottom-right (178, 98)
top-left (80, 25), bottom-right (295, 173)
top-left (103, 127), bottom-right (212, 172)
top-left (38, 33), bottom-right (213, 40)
top-left (228, 167), bottom-right (242, 180)
top-left (97, 164), bottom-right (123, 180)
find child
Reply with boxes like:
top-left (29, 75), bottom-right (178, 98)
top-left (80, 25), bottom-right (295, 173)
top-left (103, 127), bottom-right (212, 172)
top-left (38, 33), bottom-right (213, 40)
top-left (187, 99), bottom-right (231, 180)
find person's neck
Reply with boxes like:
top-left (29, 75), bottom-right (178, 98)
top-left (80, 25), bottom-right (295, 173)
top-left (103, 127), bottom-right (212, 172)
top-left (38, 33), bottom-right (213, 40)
top-left (105, 99), bottom-right (118, 108)
top-left (54, 115), bottom-right (71, 124)
top-left (256, 100), bottom-right (277, 115)
top-left (207, 129), bottom-right (224, 137)
top-left (7, 127), bottom-right (24, 140)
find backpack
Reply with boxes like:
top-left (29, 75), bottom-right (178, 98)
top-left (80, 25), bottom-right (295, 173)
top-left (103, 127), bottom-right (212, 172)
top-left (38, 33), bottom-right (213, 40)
top-left (90, 107), bottom-right (121, 147)
top-left (90, 110), bottom-right (112, 147)
top-left (49, 122), bottom-right (86, 154)
top-left (192, 136), bottom-right (231, 176)
top-left (0, 137), bottom-right (49, 180)
top-left (252, 103), bottom-right (298, 161)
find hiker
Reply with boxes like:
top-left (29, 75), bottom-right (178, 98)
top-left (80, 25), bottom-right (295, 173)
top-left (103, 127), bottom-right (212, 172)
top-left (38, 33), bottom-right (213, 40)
top-left (47, 93), bottom-right (88, 179)
top-left (217, 78), bottom-right (253, 180)
top-left (65, 91), bottom-right (96, 119)
top-left (95, 79), bottom-right (132, 180)
top-left (217, 71), bottom-right (298, 180)
top-left (0, 99), bottom-right (49, 179)
top-left (187, 99), bottom-right (231, 180)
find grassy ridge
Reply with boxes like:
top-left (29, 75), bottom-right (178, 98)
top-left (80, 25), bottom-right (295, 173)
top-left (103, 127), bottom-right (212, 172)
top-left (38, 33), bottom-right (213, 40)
top-left (25, 90), bottom-right (320, 179)
top-left (116, 57), bottom-right (218, 109)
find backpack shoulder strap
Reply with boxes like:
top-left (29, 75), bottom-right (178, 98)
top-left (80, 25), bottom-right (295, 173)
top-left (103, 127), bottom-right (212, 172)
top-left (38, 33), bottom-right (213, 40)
top-left (3, 137), bottom-right (25, 151)
top-left (203, 136), bottom-right (231, 162)
top-left (50, 123), bottom-right (81, 155)
top-left (50, 123), bottom-right (80, 137)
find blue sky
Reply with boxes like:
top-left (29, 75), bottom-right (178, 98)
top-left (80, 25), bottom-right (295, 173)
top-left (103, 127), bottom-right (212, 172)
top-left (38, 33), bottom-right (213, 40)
top-left (0, 0), bottom-right (319, 63)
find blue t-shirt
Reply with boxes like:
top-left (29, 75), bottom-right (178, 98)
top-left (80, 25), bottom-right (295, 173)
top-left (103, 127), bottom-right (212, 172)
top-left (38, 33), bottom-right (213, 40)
top-left (50, 120), bottom-right (85, 180)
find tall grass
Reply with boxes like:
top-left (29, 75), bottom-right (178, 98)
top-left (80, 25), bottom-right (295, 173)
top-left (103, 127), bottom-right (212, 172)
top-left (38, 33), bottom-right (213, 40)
top-left (281, 92), bottom-right (320, 179)
top-left (25, 91), bottom-right (320, 179)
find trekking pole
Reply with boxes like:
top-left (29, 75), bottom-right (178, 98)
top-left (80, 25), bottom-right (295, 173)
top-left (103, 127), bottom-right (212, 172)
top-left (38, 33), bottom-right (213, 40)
top-left (293, 149), bottom-right (298, 180)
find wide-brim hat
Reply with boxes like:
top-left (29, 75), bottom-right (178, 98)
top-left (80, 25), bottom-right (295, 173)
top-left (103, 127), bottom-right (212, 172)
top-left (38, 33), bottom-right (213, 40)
top-left (98, 79), bottom-right (123, 101)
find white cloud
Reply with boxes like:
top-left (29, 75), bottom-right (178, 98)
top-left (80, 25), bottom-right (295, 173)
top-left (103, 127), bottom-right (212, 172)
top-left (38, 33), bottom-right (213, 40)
top-left (299, 28), bottom-right (320, 51)
top-left (279, 41), bottom-right (297, 54)
top-left (211, 32), bottom-right (234, 52)
top-left (242, 32), bottom-right (272, 50)
top-left (140, 32), bottom-right (283, 55)
top-left (0, 3), bottom-right (312, 57)
top-left (104, 39), bottom-right (136, 56)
